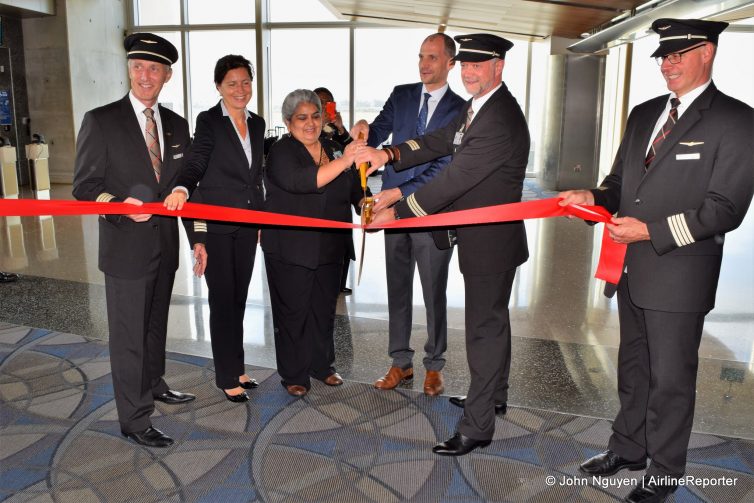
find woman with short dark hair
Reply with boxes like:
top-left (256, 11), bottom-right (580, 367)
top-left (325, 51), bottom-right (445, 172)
top-left (164, 54), bottom-right (264, 402)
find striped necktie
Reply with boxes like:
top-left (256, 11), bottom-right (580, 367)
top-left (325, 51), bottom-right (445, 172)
top-left (143, 108), bottom-right (162, 181)
top-left (645, 98), bottom-right (680, 170)
top-left (464, 106), bottom-right (474, 131)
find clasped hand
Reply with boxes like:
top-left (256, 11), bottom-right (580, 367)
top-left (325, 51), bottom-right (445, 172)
top-left (557, 189), bottom-right (649, 244)
top-left (123, 197), bottom-right (152, 222)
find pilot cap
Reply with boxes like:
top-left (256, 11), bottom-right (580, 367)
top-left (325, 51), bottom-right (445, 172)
top-left (124, 32), bottom-right (178, 65)
top-left (453, 33), bottom-right (513, 62)
top-left (650, 18), bottom-right (728, 58)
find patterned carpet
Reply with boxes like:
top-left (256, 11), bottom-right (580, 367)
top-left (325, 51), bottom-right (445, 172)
top-left (1, 323), bottom-right (753, 503)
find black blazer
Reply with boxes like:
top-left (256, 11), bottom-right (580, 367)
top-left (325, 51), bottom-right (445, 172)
top-left (178, 101), bottom-right (266, 234)
top-left (261, 135), bottom-right (363, 270)
top-left (592, 83), bottom-right (754, 312)
top-left (393, 83), bottom-right (530, 275)
top-left (73, 94), bottom-right (191, 279)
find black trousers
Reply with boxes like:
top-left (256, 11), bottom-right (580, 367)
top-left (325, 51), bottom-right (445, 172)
top-left (204, 226), bottom-right (258, 389)
top-left (457, 268), bottom-right (516, 441)
top-left (265, 255), bottom-right (340, 389)
top-left (105, 255), bottom-right (174, 433)
top-left (609, 274), bottom-right (706, 477)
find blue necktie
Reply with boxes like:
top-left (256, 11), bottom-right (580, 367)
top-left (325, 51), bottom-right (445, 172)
top-left (416, 92), bottom-right (431, 136)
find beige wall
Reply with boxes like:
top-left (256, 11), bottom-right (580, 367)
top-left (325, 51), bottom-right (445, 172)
top-left (22, 0), bottom-right (127, 183)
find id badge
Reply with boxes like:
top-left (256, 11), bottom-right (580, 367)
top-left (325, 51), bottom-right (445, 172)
top-left (453, 131), bottom-right (464, 145)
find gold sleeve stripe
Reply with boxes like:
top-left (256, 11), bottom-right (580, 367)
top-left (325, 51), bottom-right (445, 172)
top-left (96, 193), bottom-right (116, 203)
top-left (406, 193), bottom-right (428, 217)
top-left (194, 221), bottom-right (208, 233)
top-left (668, 213), bottom-right (695, 247)
top-left (406, 139), bottom-right (420, 151)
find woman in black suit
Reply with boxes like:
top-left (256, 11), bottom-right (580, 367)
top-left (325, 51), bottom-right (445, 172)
top-left (261, 89), bottom-right (364, 397)
top-left (164, 54), bottom-right (265, 402)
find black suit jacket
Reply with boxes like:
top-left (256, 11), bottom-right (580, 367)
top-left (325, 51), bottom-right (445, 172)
top-left (592, 83), bottom-right (754, 312)
top-left (73, 94), bottom-right (191, 279)
top-left (393, 83), bottom-right (530, 275)
top-left (261, 136), bottom-right (363, 270)
top-left (178, 101), bottom-right (266, 235)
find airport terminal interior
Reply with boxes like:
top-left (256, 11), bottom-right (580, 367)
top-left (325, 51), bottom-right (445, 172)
top-left (1, 1), bottom-right (753, 502)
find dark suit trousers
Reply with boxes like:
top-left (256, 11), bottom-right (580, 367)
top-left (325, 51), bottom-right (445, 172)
top-left (609, 274), bottom-right (705, 477)
top-left (105, 254), bottom-right (174, 433)
top-left (385, 230), bottom-right (453, 371)
top-left (204, 226), bottom-right (258, 389)
top-left (457, 268), bottom-right (516, 441)
top-left (265, 255), bottom-right (340, 389)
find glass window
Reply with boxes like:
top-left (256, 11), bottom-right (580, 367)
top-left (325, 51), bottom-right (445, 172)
top-left (151, 31), bottom-right (185, 116)
top-left (269, 0), bottom-right (341, 22)
top-left (627, 35), bottom-right (666, 111)
top-left (629, 24), bottom-right (754, 111)
top-left (187, 0), bottom-right (254, 25)
top-left (353, 28), bottom-right (468, 136)
top-left (598, 44), bottom-right (629, 180)
top-left (527, 40), bottom-right (550, 175)
top-left (135, 0), bottom-right (180, 26)
top-left (268, 28), bottom-right (350, 131)
top-left (188, 30), bottom-right (257, 129)
top-left (501, 40), bottom-right (529, 107)
top-left (354, 28), bottom-right (529, 143)
top-left (714, 28), bottom-right (754, 107)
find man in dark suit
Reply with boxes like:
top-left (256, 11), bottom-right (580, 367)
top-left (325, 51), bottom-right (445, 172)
top-left (560, 19), bottom-right (753, 503)
top-left (353, 33), bottom-right (465, 397)
top-left (73, 33), bottom-right (195, 448)
top-left (356, 33), bottom-right (530, 456)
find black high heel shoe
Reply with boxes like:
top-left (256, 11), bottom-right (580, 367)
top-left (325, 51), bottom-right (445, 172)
top-left (239, 379), bottom-right (259, 390)
top-left (223, 389), bottom-right (250, 403)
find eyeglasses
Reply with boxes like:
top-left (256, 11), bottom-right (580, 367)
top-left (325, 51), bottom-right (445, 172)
top-left (655, 43), bottom-right (706, 66)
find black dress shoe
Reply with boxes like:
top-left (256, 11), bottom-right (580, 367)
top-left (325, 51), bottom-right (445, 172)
top-left (625, 476), bottom-right (678, 503)
top-left (432, 432), bottom-right (491, 456)
top-left (154, 389), bottom-right (196, 404)
top-left (448, 395), bottom-right (507, 415)
top-left (0, 272), bottom-right (19, 283)
top-left (578, 450), bottom-right (647, 476)
top-left (223, 390), bottom-right (250, 402)
top-left (121, 426), bottom-right (174, 447)
top-left (239, 379), bottom-right (259, 389)
top-left (340, 287), bottom-right (352, 295)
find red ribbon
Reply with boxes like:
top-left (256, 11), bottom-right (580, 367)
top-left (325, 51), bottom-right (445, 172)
top-left (0, 197), bottom-right (625, 283)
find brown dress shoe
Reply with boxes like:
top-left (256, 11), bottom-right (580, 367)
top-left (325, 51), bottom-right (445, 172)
top-left (286, 385), bottom-right (308, 397)
top-left (323, 373), bottom-right (343, 386)
top-left (423, 370), bottom-right (444, 396)
top-left (373, 367), bottom-right (413, 390)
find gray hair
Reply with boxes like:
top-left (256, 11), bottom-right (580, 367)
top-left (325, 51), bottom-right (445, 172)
top-left (281, 89), bottom-right (321, 124)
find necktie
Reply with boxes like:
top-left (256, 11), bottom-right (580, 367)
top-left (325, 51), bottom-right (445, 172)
top-left (416, 92), bottom-right (431, 136)
top-left (464, 106), bottom-right (474, 131)
top-left (645, 98), bottom-right (680, 169)
top-left (144, 108), bottom-right (162, 181)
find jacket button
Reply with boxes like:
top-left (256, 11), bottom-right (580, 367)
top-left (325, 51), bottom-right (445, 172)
top-left (634, 198), bottom-right (642, 205)
top-left (247, 200), bottom-right (251, 205)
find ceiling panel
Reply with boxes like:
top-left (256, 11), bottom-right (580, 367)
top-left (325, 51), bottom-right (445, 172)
top-left (324, 0), bottom-right (648, 40)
